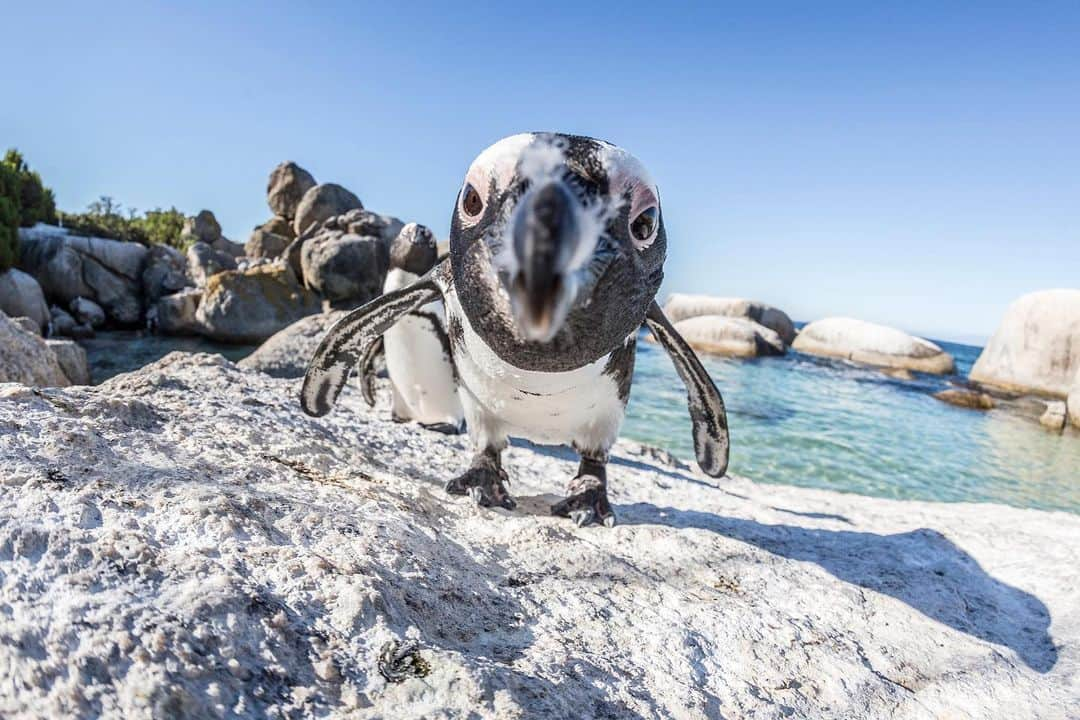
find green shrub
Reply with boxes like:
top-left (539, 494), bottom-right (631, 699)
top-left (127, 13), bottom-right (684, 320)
top-left (61, 199), bottom-right (192, 251)
top-left (60, 196), bottom-right (149, 244)
top-left (0, 163), bottom-right (21, 271)
top-left (2, 149), bottom-right (57, 227)
top-left (133, 207), bottom-right (190, 250)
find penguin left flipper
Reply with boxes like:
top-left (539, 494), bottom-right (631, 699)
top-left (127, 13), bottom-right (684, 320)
top-left (357, 336), bottom-right (384, 407)
top-left (643, 300), bottom-right (730, 477)
top-left (301, 266), bottom-right (446, 417)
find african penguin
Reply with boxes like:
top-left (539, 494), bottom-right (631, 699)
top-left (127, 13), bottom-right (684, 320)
top-left (362, 223), bottom-right (464, 433)
top-left (303, 133), bottom-right (729, 527)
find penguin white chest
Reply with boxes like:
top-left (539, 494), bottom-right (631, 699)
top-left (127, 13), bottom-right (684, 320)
top-left (444, 288), bottom-right (628, 451)
top-left (382, 268), bottom-right (464, 427)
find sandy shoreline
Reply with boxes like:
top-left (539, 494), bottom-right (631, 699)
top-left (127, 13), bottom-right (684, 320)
top-left (0, 352), bottom-right (1077, 718)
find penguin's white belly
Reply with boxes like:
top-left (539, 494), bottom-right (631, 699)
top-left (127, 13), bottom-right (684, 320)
top-left (444, 288), bottom-right (626, 450)
top-left (383, 269), bottom-right (463, 426)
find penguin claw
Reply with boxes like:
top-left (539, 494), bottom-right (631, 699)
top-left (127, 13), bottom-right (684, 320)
top-left (445, 469), bottom-right (516, 510)
top-left (551, 477), bottom-right (616, 528)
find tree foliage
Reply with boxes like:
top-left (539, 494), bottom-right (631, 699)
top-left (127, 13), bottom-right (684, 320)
top-left (60, 198), bottom-right (191, 250)
top-left (0, 162), bottom-right (22, 271)
top-left (2, 149), bottom-right (57, 227)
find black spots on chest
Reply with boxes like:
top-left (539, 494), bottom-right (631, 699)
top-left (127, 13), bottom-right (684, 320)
top-left (603, 339), bottom-right (637, 403)
top-left (447, 312), bottom-right (465, 352)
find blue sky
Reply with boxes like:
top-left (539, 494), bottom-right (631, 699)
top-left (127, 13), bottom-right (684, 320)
top-left (3, 2), bottom-right (1078, 343)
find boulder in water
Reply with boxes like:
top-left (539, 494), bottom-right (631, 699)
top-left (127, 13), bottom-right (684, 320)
top-left (670, 315), bottom-right (786, 357)
top-left (267, 162), bottom-right (317, 221)
top-left (664, 294), bottom-right (796, 345)
top-left (1039, 401), bottom-right (1067, 432)
top-left (70, 297), bottom-right (106, 328)
top-left (0, 268), bottom-right (50, 332)
top-left (792, 317), bottom-right (955, 374)
top-left (153, 288), bottom-right (203, 336)
top-left (195, 263), bottom-right (321, 344)
top-left (934, 389), bottom-right (995, 411)
top-left (971, 290), bottom-right (1080, 398)
top-left (1069, 376), bottom-right (1080, 430)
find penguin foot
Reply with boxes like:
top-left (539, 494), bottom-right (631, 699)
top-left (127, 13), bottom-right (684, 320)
top-left (551, 473), bottom-right (615, 527)
top-left (421, 421), bottom-right (464, 436)
top-left (444, 467), bottom-right (516, 510)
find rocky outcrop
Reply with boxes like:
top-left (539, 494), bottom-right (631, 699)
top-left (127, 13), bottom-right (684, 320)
top-left (181, 210), bottom-right (243, 258)
top-left (665, 294), bottom-right (797, 345)
top-left (186, 241), bottom-right (238, 287)
top-left (70, 297), bottom-right (106, 328)
top-left (0, 268), bottom-right (50, 331)
top-left (267, 161), bottom-right (317, 221)
top-left (245, 227), bottom-right (291, 260)
top-left (195, 263), bottom-right (321, 343)
top-left (0, 312), bottom-right (71, 386)
top-left (46, 338), bottom-right (90, 385)
top-left (17, 224), bottom-right (147, 325)
top-left (670, 315), bottom-right (785, 357)
top-left (1039, 401), bottom-right (1068, 432)
top-left (0, 352), bottom-right (1075, 718)
top-left (49, 305), bottom-right (92, 339)
top-left (971, 290), bottom-right (1080, 398)
top-left (293, 183), bottom-right (363, 236)
top-left (301, 233), bottom-right (387, 307)
top-left (239, 310), bottom-right (346, 378)
top-left (299, 210), bottom-right (403, 307)
top-left (792, 317), bottom-right (956, 374)
top-left (141, 244), bottom-right (192, 303)
top-left (151, 288), bottom-right (203, 336)
top-left (934, 389), bottom-right (995, 411)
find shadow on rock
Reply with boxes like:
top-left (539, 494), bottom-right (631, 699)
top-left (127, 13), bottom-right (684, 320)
top-left (619, 503), bottom-right (1058, 673)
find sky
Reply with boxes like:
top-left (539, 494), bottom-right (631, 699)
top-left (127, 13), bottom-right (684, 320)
top-left (2, 2), bottom-right (1078, 344)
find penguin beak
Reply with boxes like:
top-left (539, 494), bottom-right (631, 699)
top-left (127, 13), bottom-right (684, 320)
top-left (508, 181), bottom-right (583, 342)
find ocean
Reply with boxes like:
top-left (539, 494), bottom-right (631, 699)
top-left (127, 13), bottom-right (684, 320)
top-left (82, 329), bottom-right (1080, 514)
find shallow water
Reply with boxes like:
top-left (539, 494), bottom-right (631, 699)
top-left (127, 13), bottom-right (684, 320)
top-left (83, 330), bottom-right (1080, 514)
top-left (624, 334), bottom-right (1080, 514)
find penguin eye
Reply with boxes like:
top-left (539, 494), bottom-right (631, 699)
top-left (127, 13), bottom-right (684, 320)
top-left (630, 206), bottom-right (658, 246)
top-left (462, 183), bottom-right (484, 217)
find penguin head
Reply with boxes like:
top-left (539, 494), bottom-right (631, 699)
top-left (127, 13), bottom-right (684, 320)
top-left (389, 222), bottom-right (438, 275)
top-left (449, 133), bottom-right (665, 372)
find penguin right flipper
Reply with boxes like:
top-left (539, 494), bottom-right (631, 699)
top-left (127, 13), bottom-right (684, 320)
top-left (358, 336), bottom-right (384, 407)
top-left (301, 267), bottom-right (446, 417)
top-left (643, 300), bottom-right (730, 478)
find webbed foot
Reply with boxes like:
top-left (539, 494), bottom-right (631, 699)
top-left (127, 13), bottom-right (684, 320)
top-left (445, 447), bottom-right (515, 510)
top-left (551, 473), bottom-right (615, 527)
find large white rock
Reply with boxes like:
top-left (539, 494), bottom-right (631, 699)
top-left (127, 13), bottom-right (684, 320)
top-left (240, 310), bottom-right (346, 378)
top-left (971, 289), bottom-right (1080, 398)
top-left (793, 317), bottom-right (956, 374)
top-left (665, 294), bottom-right (796, 345)
top-left (0, 353), bottom-right (1075, 718)
top-left (0, 268), bottom-right (50, 331)
top-left (671, 315), bottom-right (786, 357)
top-left (0, 311), bottom-right (70, 386)
top-left (17, 224), bottom-right (147, 325)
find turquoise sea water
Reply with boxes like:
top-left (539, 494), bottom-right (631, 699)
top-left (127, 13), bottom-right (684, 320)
top-left (624, 333), bottom-right (1080, 514)
top-left (83, 330), bottom-right (1080, 514)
